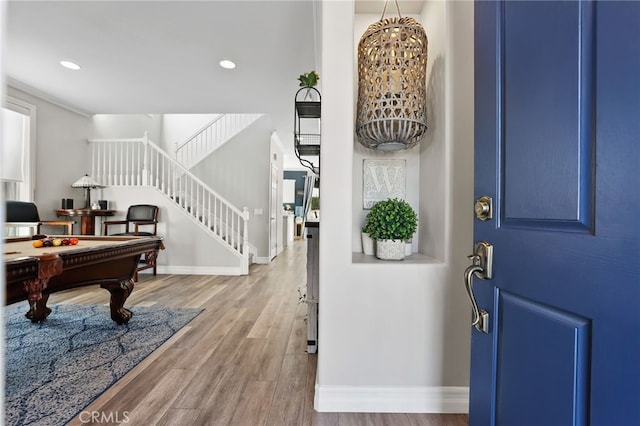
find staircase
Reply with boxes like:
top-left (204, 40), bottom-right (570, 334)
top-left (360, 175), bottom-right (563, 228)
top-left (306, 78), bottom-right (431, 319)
top-left (175, 114), bottom-right (262, 170)
top-left (88, 133), bottom-right (250, 274)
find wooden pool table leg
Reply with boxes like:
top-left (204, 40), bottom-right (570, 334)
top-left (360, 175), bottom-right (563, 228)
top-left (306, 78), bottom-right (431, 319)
top-left (101, 278), bottom-right (135, 324)
top-left (23, 253), bottom-right (63, 323)
top-left (25, 293), bottom-right (52, 322)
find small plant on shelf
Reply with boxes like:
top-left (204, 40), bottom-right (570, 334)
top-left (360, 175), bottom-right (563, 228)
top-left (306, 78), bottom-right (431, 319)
top-left (366, 198), bottom-right (417, 241)
top-left (365, 198), bottom-right (418, 260)
top-left (361, 219), bottom-right (375, 256)
top-left (298, 70), bottom-right (320, 88)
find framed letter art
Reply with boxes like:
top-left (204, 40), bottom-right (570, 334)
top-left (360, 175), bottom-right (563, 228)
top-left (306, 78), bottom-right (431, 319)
top-left (362, 159), bottom-right (406, 208)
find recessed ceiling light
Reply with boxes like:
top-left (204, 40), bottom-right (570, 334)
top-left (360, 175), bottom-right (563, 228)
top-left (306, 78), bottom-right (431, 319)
top-left (60, 60), bottom-right (81, 70)
top-left (219, 59), bottom-right (236, 69)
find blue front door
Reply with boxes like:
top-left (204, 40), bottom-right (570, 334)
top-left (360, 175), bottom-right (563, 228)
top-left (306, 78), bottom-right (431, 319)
top-left (471, 1), bottom-right (640, 425)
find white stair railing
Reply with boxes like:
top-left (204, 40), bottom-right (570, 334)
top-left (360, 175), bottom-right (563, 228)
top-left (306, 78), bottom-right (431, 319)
top-left (89, 133), bottom-right (250, 274)
top-left (175, 114), bottom-right (262, 169)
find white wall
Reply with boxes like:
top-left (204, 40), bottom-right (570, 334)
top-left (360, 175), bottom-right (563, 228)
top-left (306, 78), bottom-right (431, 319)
top-left (160, 114), bottom-right (220, 153)
top-left (316, 0), bottom-right (473, 413)
top-left (91, 114), bottom-right (163, 141)
top-left (100, 186), bottom-right (242, 274)
top-left (91, 113), bottom-right (220, 153)
top-left (438, 0), bottom-right (475, 387)
top-left (419, 2), bottom-right (447, 262)
top-left (190, 115), bottom-right (277, 260)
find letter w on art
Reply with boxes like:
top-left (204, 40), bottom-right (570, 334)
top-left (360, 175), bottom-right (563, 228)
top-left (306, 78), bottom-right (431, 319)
top-left (363, 159), bottom-right (406, 208)
top-left (368, 163), bottom-right (403, 193)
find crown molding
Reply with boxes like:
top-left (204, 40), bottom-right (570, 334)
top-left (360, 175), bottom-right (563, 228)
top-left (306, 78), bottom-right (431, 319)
top-left (7, 77), bottom-right (92, 118)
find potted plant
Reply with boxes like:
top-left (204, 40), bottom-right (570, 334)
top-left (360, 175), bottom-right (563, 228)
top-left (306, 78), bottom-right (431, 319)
top-left (297, 71), bottom-right (320, 101)
top-left (298, 70), bottom-right (320, 88)
top-left (365, 198), bottom-right (418, 260)
top-left (361, 221), bottom-right (375, 256)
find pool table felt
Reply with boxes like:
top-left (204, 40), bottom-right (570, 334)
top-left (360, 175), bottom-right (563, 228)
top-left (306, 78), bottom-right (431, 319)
top-left (4, 236), bottom-right (148, 260)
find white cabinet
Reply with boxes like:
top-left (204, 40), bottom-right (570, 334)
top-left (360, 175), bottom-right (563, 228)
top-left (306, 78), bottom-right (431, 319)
top-left (282, 214), bottom-right (294, 247)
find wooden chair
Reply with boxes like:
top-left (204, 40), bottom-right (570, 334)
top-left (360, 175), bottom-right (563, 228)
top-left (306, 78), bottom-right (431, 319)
top-left (103, 204), bottom-right (160, 280)
top-left (5, 201), bottom-right (74, 235)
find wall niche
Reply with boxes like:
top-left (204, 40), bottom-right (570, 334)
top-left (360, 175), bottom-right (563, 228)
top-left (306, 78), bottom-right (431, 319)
top-left (351, 11), bottom-right (446, 264)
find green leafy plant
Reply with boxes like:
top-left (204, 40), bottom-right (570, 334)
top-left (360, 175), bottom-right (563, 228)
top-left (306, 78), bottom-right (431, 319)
top-left (298, 70), bottom-right (320, 88)
top-left (311, 196), bottom-right (320, 210)
top-left (364, 198), bottom-right (417, 242)
top-left (362, 219), bottom-right (373, 234)
top-left (362, 221), bottom-right (371, 234)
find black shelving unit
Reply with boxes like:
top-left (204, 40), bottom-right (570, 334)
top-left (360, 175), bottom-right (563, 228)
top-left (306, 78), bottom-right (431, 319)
top-left (294, 87), bottom-right (321, 185)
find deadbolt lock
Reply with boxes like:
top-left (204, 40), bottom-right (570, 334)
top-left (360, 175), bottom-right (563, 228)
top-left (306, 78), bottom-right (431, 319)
top-left (474, 196), bottom-right (493, 221)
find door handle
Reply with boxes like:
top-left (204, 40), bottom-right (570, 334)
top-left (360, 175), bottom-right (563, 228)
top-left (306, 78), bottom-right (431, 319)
top-left (464, 242), bottom-right (493, 333)
top-left (474, 196), bottom-right (493, 221)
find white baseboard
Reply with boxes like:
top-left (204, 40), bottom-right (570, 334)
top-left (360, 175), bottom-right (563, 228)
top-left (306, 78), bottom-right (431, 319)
top-left (153, 265), bottom-right (243, 276)
top-left (254, 256), bottom-right (272, 264)
top-left (314, 385), bottom-right (469, 414)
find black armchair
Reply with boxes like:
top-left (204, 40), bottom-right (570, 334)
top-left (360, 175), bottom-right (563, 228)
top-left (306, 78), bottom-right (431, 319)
top-left (5, 201), bottom-right (74, 235)
top-left (103, 204), bottom-right (160, 280)
top-left (103, 204), bottom-right (159, 236)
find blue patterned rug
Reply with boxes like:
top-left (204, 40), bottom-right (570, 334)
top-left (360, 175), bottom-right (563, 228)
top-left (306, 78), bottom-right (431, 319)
top-left (5, 303), bottom-right (202, 426)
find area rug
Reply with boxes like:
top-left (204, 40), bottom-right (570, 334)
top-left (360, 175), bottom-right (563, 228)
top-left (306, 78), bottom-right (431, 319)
top-left (5, 303), bottom-right (203, 426)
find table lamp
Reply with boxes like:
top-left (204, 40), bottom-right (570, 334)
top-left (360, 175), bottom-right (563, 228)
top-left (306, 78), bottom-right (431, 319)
top-left (71, 174), bottom-right (103, 209)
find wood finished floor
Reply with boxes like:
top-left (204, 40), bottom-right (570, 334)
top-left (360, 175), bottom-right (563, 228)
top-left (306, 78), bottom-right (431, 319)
top-left (46, 241), bottom-right (468, 426)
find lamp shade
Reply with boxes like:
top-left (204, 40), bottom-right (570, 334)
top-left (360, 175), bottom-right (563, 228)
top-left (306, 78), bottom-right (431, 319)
top-left (356, 16), bottom-right (428, 151)
top-left (71, 174), bottom-right (104, 209)
top-left (71, 174), bottom-right (103, 188)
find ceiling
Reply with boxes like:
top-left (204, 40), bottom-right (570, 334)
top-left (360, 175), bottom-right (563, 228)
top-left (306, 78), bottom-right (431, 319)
top-left (4, 0), bottom-right (424, 164)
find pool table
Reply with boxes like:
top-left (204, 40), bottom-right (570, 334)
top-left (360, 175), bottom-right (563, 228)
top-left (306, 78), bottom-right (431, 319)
top-left (4, 235), bottom-right (164, 324)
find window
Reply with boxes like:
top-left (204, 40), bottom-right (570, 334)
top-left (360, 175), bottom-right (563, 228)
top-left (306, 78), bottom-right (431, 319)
top-left (2, 97), bottom-right (35, 201)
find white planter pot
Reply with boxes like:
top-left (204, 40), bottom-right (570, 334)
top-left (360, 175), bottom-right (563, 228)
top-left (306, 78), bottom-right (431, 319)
top-left (362, 232), bottom-right (375, 255)
top-left (405, 241), bottom-right (412, 256)
top-left (376, 239), bottom-right (406, 260)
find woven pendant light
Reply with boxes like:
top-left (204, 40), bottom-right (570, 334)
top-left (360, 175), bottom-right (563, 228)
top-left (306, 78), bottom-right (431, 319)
top-left (356, 0), bottom-right (428, 151)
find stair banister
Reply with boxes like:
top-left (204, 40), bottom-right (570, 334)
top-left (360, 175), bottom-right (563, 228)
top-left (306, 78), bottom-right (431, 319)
top-left (174, 114), bottom-right (262, 170)
top-left (175, 114), bottom-right (225, 153)
top-left (88, 135), bottom-right (250, 272)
